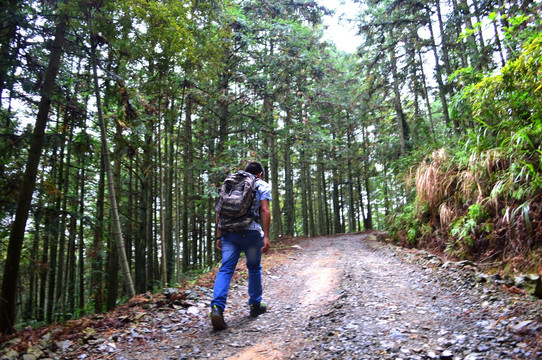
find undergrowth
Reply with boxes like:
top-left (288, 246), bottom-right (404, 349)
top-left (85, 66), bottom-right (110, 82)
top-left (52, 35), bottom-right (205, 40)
top-left (387, 33), bottom-right (542, 274)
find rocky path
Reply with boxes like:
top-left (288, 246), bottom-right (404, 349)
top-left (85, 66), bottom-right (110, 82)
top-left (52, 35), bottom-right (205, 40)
top-left (6, 233), bottom-right (542, 359)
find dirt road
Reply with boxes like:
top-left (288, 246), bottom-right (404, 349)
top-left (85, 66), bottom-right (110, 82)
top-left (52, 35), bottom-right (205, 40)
top-left (49, 233), bottom-right (542, 359)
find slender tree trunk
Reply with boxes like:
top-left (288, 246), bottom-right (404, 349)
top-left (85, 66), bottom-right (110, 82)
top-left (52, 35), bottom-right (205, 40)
top-left (300, 150), bottom-right (309, 237)
top-left (450, 0), bottom-right (469, 68)
top-left (24, 200), bottom-right (42, 321)
top-left (46, 131), bottom-right (61, 323)
top-left (127, 154), bottom-right (134, 266)
top-left (78, 165), bottom-right (85, 310)
top-left (106, 226), bottom-right (118, 311)
top-left (434, 0), bottom-right (453, 79)
top-left (265, 100), bottom-right (282, 239)
top-left (426, 8), bottom-right (456, 133)
top-left (206, 196), bottom-right (214, 267)
top-left (0, 0), bottom-right (19, 108)
top-left (356, 174), bottom-right (367, 230)
top-left (346, 127), bottom-right (356, 233)
top-left (331, 162), bottom-right (341, 234)
top-left (182, 80), bottom-right (194, 271)
top-left (146, 165), bottom-right (154, 285)
top-left (55, 114), bottom-right (74, 320)
top-left (91, 155), bottom-right (105, 313)
top-left (417, 50), bottom-right (437, 144)
top-left (165, 109), bottom-right (175, 284)
top-left (316, 152), bottom-right (326, 235)
top-left (389, 41), bottom-right (409, 155)
top-left (497, 0), bottom-right (511, 60)
top-left (323, 168), bottom-right (330, 235)
top-left (38, 202), bottom-right (50, 322)
top-left (306, 154), bottom-right (315, 237)
top-left (158, 116), bottom-right (167, 286)
top-left (0, 10), bottom-right (67, 334)
top-left (383, 164), bottom-right (391, 217)
top-left (362, 127), bottom-right (373, 230)
top-left (136, 145), bottom-right (149, 292)
top-left (364, 175), bottom-right (373, 230)
top-left (89, 7), bottom-right (135, 298)
top-left (66, 215), bottom-right (76, 318)
top-left (283, 108), bottom-right (295, 236)
top-left (472, 0), bottom-right (489, 72)
top-left (458, 0), bottom-right (483, 70)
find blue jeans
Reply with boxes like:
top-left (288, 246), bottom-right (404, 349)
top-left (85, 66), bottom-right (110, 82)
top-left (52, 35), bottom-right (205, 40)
top-left (211, 230), bottom-right (263, 311)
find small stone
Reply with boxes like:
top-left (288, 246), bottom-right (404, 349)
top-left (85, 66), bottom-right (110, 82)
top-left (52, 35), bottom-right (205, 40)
top-left (25, 345), bottom-right (43, 358)
top-left (457, 260), bottom-right (477, 268)
top-left (511, 320), bottom-right (533, 333)
top-left (2, 349), bottom-right (19, 360)
top-left (56, 340), bottom-right (74, 351)
top-left (187, 306), bottom-right (199, 314)
top-left (163, 287), bottom-right (179, 298)
top-left (440, 350), bottom-right (453, 359)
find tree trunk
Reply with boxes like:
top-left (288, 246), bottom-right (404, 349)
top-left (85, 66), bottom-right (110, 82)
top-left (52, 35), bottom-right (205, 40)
top-left (24, 198), bottom-right (43, 321)
top-left (458, 0), bottom-right (484, 70)
top-left (306, 153), bottom-right (315, 237)
top-left (283, 108), bottom-right (295, 236)
top-left (78, 165), bottom-right (85, 310)
top-left (106, 227), bottom-right (119, 311)
top-left (471, 0), bottom-right (489, 72)
top-left (182, 79), bottom-right (194, 271)
top-left (38, 197), bottom-right (50, 322)
top-left (300, 150), bottom-right (309, 237)
top-left (346, 126), bottom-right (356, 233)
top-left (450, 0), bottom-right (469, 68)
top-left (158, 116), bottom-right (167, 287)
top-left (434, 0), bottom-right (453, 79)
top-left (66, 214), bottom-right (76, 318)
top-left (136, 141), bottom-right (149, 292)
top-left (316, 151), bottom-right (326, 235)
top-left (0, 10), bottom-right (67, 333)
top-left (356, 174), bottom-right (367, 230)
top-left (362, 127), bottom-right (373, 230)
top-left (417, 50), bottom-right (437, 144)
top-left (55, 113), bottom-right (74, 320)
top-left (89, 7), bottom-right (135, 299)
top-left (0, 0), bottom-right (19, 108)
top-left (426, 8), bottom-right (456, 133)
top-left (331, 162), bottom-right (341, 234)
top-left (146, 160), bottom-right (154, 284)
top-left (165, 108), bottom-right (175, 284)
top-left (91, 155), bottom-right (105, 313)
top-left (264, 98), bottom-right (282, 239)
top-left (389, 42), bottom-right (409, 155)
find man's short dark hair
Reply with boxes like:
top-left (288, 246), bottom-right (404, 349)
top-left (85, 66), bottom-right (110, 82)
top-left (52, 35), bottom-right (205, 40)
top-left (245, 162), bottom-right (264, 177)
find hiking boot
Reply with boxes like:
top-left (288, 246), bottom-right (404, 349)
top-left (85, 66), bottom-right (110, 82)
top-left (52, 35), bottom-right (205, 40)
top-left (210, 305), bottom-right (227, 330)
top-left (249, 303), bottom-right (267, 317)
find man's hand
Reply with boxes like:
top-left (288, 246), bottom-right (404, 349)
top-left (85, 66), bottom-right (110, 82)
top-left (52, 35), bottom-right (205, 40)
top-left (262, 236), bottom-right (270, 254)
top-left (216, 238), bottom-right (223, 251)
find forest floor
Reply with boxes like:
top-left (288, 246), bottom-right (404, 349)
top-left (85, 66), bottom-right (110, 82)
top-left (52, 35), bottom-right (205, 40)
top-left (3, 232), bottom-right (542, 360)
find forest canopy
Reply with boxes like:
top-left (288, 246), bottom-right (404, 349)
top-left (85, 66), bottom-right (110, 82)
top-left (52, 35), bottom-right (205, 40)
top-left (0, 0), bottom-right (540, 334)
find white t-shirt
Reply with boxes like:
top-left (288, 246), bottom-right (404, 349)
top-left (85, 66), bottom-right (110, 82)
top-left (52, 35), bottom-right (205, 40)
top-left (243, 179), bottom-right (272, 235)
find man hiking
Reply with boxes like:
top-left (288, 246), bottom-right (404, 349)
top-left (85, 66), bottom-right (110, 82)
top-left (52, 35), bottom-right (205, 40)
top-left (210, 161), bottom-right (272, 330)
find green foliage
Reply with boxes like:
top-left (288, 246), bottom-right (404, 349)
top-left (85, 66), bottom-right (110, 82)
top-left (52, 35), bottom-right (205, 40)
top-left (447, 203), bottom-right (489, 258)
top-left (390, 30), bottom-right (542, 269)
top-left (388, 202), bottom-right (423, 247)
